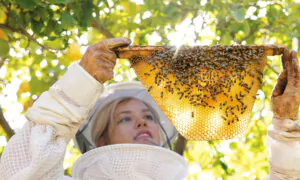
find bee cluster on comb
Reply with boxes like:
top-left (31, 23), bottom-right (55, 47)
top-left (129, 45), bottom-right (265, 126)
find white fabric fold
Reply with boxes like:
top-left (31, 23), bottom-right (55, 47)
top-left (272, 117), bottom-right (300, 132)
top-left (25, 63), bottom-right (103, 139)
top-left (54, 63), bottom-right (103, 108)
top-left (72, 144), bottom-right (188, 180)
top-left (267, 117), bottom-right (300, 180)
top-left (0, 123), bottom-right (67, 180)
top-left (0, 63), bottom-right (103, 180)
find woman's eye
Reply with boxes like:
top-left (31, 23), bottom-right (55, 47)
top-left (144, 115), bottom-right (154, 121)
top-left (119, 117), bottom-right (131, 123)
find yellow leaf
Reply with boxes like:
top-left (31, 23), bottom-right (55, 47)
top-left (0, 39), bottom-right (9, 57)
top-left (10, 5), bottom-right (16, 11)
top-left (18, 81), bottom-right (30, 94)
top-left (23, 99), bottom-right (34, 112)
top-left (134, 36), bottom-right (140, 45)
top-left (0, 29), bottom-right (8, 40)
top-left (0, 9), bottom-right (6, 23)
top-left (66, 42), bottom-right (82, 61)
top-left (134, 31), bottom-right (141, 45)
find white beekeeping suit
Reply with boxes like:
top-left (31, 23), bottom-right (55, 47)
top-left (0, 63), bottom-right (188, 180)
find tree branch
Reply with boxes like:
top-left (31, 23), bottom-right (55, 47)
top-left (92, 19), bottom-right (115, 38)
top-left (0, 107), bottom-right (15, 139)
top-left (0, 24), bottom-right (64, 51)
top-left (209, 141), bottom-right (229, 175)
top-left (174, 134), bottom-right (187, 155)
top-left (0, 1), bottom-right (63, 51)
top-left (0, 57), bottom-right (6, 69)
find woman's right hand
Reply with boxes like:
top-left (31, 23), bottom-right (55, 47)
top-left (271, 50), bottom-right (299, 120)
top-left (79, 38), bottom-right (131, 83)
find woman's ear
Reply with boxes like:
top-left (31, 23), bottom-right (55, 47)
top-left (96, 136), bottom-right (107, 147)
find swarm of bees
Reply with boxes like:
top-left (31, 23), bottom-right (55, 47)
top-left (129, 45), bottom-right (266, 139)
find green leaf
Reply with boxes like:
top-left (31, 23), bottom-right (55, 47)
top-left (44, 39), bottom-right (65, 49)
top-left (58, 55), bottom-right (72, 66)
top-left (71, 0), bottom-right (94, 28)
top-left (31, 21), bottom-right (44, 35)
top-left (45, 52), bottom-right (58, 62)
top-left (243, 21), bottom-right (250, 36)
top-left (36, 7), bottom-right (50, 21)
top-left (61, 11), bottom-right (77, 29)
top-left (15, 0), bottom-right (39, 10)
top-left (230, 23), bottom-right (243, 31)
top-left (29, 66), bottom-right (50, 95)
top-left (220, 32), bottom-right (232, 45)
top-left (128, 2), bottom-right (137, 15)
top-left (33, 55), bottom-right (44, 64)
top-left (48, 0), bottom-right (68, 4)
top-left (230, 142), bottom-right (238, 149)
top-left (230, 7), bottom-right (245, 22)
top-left (20, 39), bottom-right (28, 48)
top-left (44, 20), bottom-right (60, 35)
top-left (0, 39), bottom-right (10, 57)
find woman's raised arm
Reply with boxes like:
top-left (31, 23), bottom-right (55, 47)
top-left (0, 38), bottom-right (131, 180)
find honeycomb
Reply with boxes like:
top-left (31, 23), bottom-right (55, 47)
top-left (130, 45), bottom-right (267, 140)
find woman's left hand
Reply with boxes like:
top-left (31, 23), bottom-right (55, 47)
top-left (79, 38), bottom-right (131, 83)
top-left (271, 50), bottom-right (299, 120)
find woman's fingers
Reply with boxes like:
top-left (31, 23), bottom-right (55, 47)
top-left (290, 51), bottom-right (299, 80)
top-left (286, 51), bottom-right (300, 92)
top-left (93, 51), bottom-right (117, 64)
top-left (79, 38), bottom-right (131, 83)
top-left (107, 38), bottom-right (132, 49)
top-left (94, 38), bottom-right (131, 50)
top-left (281, 48), bottom-right (290, 70)
top-left (272, 70), bottom-right (287, 97)
top-left (272, 50), bottom-right (290, 97)
top-left (95, 56), bottom-right (115, 70)
top-left (276, 50), bottom-right (299, 96)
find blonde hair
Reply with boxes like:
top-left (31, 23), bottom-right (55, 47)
top-left (92, 97), bottom-right (163, 146)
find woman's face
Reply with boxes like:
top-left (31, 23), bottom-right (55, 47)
top-left (105, 99), bottom-right (161, 146)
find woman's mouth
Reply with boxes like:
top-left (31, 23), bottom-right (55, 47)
top-left (133, 130), bottom-right (159, 146)
top-left (134, 130), bottom-right (152, 140)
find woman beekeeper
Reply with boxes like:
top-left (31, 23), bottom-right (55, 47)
top-left (0, 38), bottom-right (299, 179)
top-left (0, 38), bottom-right (187, 180)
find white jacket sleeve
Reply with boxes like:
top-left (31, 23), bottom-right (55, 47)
top-left (0, 63), bottom-right (103, 180)
top-left (267, 117), bottom-right (300, 180)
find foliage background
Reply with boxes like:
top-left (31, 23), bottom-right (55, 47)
top-left (0, 0), bottom-right (299, 179)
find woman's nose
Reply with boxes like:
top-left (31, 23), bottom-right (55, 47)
top-left (136, 118), bottom-right (147, 128)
